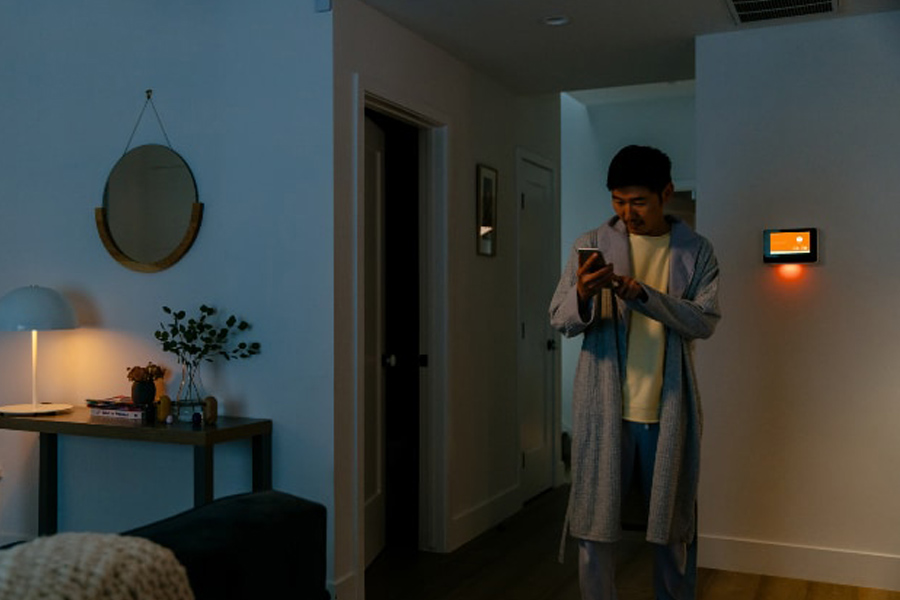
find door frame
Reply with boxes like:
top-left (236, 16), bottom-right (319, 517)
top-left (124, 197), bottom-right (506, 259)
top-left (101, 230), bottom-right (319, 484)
top-left (352, 84), bottom-right (450, 595)
top-left (515, 148), bottom-right (565, 496)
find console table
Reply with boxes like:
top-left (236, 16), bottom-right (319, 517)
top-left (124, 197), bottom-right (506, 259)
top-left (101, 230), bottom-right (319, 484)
top-left (0, 406), bottom-right (272, 535)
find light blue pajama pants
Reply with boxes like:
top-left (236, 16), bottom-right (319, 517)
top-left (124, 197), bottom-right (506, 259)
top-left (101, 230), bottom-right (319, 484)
top-left (578, 421), bottom-right (698, 600)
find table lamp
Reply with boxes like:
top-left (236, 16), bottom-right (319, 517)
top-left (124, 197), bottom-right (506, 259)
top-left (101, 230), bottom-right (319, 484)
top-left (0, 285), bottom-right (77, 415)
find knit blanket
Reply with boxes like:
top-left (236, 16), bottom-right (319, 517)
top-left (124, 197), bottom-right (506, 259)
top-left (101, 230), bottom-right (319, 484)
top-left (0, 532), bottom-right (194, 600)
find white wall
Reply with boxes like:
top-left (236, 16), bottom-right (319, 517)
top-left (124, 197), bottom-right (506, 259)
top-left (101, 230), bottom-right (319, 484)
top-left (559, 87), bottom-right (695, 432)
top-left (333, 1), bottom-right (559, 596)
top-left (696, 10), bottom-right (900, 590)
top-left (0, 0), bottom-right (335, 573)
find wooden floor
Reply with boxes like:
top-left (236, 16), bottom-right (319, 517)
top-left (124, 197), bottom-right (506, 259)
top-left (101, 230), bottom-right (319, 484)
top-left (366, 485), bottom-right (900, 600)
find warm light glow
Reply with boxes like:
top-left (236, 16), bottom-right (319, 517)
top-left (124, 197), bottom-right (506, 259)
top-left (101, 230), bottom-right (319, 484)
top-left (0, 285), bottom-right (78, 415)
top-left (776, 264), bottom-right (804, 280)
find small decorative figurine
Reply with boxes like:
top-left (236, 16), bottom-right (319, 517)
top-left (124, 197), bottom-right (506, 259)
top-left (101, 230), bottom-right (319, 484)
top-left (157, 395), bottom-right (172, 422)
top-left (202, 396), bottom-right (218, 425)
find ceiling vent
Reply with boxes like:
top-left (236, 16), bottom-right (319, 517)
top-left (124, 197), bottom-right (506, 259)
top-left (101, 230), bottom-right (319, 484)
top-left (726, 0), bottom-right (838, 24)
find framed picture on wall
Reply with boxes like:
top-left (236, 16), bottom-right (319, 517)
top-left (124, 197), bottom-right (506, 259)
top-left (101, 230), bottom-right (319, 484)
top-left (476, 164), bottom-right (498, 256)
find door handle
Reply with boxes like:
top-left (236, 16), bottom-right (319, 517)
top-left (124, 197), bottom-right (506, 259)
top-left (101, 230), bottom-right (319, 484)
top-left (382, 354), bottom-right (397, 368)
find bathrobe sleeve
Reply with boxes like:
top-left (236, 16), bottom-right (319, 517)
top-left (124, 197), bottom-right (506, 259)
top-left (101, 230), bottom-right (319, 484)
top-left (627, 234), bottom-right (721, 341)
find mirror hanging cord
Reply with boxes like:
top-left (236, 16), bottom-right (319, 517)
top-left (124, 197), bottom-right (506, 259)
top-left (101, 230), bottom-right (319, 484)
top-left (123, 89), bottom-right (173, 155)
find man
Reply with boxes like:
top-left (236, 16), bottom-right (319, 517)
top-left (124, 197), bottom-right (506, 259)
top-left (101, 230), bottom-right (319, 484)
top-left (549, 145), bottom-right (720, 599)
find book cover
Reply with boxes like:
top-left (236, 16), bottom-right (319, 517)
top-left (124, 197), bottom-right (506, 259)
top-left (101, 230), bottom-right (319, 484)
top-left (89, 407), bottom-right (145, 420)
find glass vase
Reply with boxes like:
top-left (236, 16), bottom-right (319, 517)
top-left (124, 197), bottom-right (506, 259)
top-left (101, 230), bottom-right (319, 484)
top-left (173, 362), bottom-right (205, 422)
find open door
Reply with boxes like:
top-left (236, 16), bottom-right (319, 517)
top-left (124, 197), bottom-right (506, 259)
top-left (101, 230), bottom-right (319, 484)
top-left (363, 115), bottom-right (387, 567)
top-left (363, 110), bottom-right (422, 568)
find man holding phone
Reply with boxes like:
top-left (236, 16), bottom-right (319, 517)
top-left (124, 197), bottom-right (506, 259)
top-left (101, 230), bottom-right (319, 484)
top-left (549, 145), bottom-right (721, 600)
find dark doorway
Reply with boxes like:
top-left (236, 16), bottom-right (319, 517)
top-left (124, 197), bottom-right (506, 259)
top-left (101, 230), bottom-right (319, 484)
top-left (366, 109), bottom-right (421, 555)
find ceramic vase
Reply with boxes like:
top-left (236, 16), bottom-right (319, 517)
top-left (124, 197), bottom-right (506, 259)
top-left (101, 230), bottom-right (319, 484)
top-left (131, 380), bottom-right (156, 406)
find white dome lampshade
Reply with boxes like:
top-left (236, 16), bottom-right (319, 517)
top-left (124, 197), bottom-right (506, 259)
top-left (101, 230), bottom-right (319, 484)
top-left (0, 286), bottom-right (78, 415)
top-left (0, 285), bottom-right (77, 332)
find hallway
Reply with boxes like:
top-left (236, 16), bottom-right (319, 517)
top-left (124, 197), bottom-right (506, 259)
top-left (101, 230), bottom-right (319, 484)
top-left (365, 485), bottom-right (900, 600)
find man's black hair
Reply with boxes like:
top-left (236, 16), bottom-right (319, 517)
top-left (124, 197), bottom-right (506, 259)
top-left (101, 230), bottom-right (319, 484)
top-left (606, 145), bottom-right (672, 195)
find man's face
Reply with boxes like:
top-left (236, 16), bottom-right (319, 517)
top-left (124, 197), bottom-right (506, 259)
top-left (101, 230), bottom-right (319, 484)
top-left (611, 183), bottom-right (673, 236)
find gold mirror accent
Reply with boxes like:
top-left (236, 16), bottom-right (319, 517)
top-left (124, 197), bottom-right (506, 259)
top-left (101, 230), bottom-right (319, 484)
top-left (95, 144), bottom-right (203, 272)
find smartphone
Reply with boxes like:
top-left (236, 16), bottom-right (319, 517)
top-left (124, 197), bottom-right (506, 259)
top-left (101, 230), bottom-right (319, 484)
top-left (577, 248), bottom-right (606, 270)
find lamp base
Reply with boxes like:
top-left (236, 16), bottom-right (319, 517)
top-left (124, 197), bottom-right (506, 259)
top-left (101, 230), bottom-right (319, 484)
top-left (0, 403), bottom-right (73, 415)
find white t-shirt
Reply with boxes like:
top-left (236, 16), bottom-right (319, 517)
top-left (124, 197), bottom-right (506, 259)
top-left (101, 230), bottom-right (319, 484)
top-left (622, 232), bottom-right (670, 423)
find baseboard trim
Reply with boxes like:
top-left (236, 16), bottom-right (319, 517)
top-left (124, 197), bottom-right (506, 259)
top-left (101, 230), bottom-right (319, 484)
top-left (699, 534), bottom-right (900, 592)
top-left (331, 571), bottom-right (356, 600)
top-left (0, 532), bottom-right (29, 547)
top-left (447, 483), bottom-right (521, 552)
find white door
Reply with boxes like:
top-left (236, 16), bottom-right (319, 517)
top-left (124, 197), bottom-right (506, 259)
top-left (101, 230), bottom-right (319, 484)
top-left (363, 116), bottom-right (386, 567)
top-left (517, 153), bottom-right (558, 502)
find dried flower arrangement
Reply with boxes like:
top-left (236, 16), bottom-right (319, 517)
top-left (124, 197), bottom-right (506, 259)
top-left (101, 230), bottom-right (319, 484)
top-left (126, 362), bottom-right (165, 383)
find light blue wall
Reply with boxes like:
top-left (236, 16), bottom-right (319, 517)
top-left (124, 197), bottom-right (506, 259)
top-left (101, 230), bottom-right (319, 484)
top-left (560, 93), bottom-right (608, 254)
top-left (0, 0), bottom-right (335, 571)
top-left (559, 94), bottom-right (606, 433)
top-left (695, 10), bottom-right (900, 588)
top-left (559, 89), bottom-right (695, 431)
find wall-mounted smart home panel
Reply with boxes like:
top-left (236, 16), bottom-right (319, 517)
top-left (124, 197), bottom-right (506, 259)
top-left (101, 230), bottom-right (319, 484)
top-left (763, 228), bottom-right (818, 264)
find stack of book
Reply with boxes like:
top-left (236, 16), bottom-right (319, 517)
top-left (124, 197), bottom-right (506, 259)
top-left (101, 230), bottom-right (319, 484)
top-left (86, 396), bottom-right (148, 422)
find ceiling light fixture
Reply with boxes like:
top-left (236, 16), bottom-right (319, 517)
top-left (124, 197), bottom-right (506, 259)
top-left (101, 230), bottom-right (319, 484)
top-left (543, 15), bottom-right (570, 26)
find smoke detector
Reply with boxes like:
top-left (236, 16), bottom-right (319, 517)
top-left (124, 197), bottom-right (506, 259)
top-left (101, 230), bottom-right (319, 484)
top-left (726, 0), bottom-right (838, 24)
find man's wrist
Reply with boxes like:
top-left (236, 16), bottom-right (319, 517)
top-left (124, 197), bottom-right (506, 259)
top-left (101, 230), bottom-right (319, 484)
top-left (577, 294), bottom-right (592, 321)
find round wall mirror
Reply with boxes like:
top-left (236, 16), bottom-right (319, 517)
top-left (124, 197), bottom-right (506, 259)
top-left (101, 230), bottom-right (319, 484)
top-left (95, 144), bottom-right (203, 272)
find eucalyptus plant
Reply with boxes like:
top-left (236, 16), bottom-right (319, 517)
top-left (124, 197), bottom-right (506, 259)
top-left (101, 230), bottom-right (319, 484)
top-left (154, 304), bottom-right (261, 371)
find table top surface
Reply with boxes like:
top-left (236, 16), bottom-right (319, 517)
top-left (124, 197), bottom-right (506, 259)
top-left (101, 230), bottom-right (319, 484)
top-left (0, 406), bottom-right (272, 445)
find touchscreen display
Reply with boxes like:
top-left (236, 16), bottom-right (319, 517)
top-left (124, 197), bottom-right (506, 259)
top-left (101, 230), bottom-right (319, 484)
top-left (763, 228), bottom-right (818, 263)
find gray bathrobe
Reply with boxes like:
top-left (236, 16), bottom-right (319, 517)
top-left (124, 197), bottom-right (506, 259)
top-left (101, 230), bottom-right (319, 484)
top-left (549, 216), bottom-right (720, 552)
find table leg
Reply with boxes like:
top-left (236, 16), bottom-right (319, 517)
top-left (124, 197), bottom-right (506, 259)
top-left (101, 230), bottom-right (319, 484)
top-left (252, 432), bottom-right (273, 491)
top-left (193, 445), bottom-right (214, 507)
top-left (38, 432), bottom-right (58, 536)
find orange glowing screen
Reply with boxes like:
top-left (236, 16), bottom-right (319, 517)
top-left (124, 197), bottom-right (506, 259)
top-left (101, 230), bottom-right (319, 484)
top-left (769, 231), bottom-right (811, 255)
top-left (763, 228), bottom-right (818, 264)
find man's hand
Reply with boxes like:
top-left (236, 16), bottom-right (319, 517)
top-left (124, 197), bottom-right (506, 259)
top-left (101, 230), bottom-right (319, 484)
top-left (577, 254), bottom-right (617, 302)
top-left (613, 275), bottom-right (648, 302)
